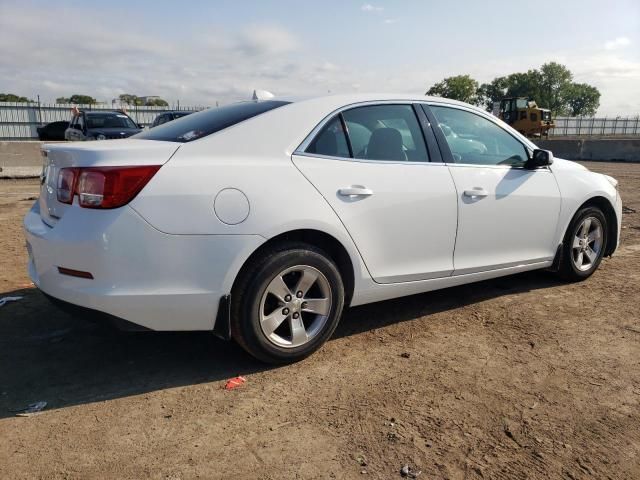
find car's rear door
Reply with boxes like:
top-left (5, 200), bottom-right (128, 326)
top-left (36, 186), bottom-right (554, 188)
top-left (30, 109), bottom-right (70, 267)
top-left (421, 103), bottom-right (561, 274)
top-left (292, 102), bottom-right (458, 284)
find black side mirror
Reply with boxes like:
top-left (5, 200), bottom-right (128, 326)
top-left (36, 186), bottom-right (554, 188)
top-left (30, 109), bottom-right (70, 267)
top-left (137, 123), bottom-right (144, 129)
top-left (526, 149), bottom-right (553, 169)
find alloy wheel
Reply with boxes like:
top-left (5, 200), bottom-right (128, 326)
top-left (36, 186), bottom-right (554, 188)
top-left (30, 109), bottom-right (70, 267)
top-left (259, 265), bottom-right (332, 348)
top-left (571, 216), bottom-right (603, 272)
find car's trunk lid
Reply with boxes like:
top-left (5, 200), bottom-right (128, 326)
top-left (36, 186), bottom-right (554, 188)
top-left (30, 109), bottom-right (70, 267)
top-left (39, 139), bottom-right (180, 226)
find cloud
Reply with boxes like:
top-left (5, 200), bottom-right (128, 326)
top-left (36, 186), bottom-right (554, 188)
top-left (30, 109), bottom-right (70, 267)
top-left (361, 3), bottom-right (384, 13)
top-left (236, 26), bottom-right (299, 56)
top-left (604, 37), bottom-right (631, 50)
top-left (383, 18), bottom-right (399, 24)
top-left (1, 3), bottom-right (639, 115)
top-left (0, 5), bottom-right (311, 104)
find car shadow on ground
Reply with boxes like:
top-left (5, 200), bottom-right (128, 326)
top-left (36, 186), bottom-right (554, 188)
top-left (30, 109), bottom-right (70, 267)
top-left (0, 270), bottom-right (563, 418)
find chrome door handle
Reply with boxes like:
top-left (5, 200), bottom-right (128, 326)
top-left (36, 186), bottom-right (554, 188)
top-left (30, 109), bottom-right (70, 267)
top-left (338, 186), bottom-right (373, 197)
top-left (463, 188), bottom-right (489, 198)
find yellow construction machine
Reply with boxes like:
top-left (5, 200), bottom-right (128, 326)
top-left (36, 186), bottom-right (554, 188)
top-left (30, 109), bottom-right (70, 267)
top-left (493, 97), bottom-right (554, 137)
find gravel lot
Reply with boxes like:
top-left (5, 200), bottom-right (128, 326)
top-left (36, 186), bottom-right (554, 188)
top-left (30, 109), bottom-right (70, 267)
top-left (0, 162), bottom-right (638, 479)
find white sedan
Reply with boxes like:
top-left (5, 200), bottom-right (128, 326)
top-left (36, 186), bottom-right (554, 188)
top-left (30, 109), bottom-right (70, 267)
top-left (24, 94), bottom-right (622, 363)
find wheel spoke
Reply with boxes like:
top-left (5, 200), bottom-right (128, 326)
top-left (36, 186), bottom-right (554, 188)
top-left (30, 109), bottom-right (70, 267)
top-left (584, 247), bottom-right (597, 264)
top-left (289, 316), bottom-right (308, 346)
top-left (581, 218), bottom-right (592, 237)
top-left (572, 235), bottom-right (582, 249)
top-left (302, 298), bottom-right (330, 316)
top-left (261, 308), bottom-right (288, 335)
top-left (576, 251), bottom-right (584, 267)
top-left (588, 228), bottom-right (601, 243)
top-left (294, 269), bottom-right (318, 297)
top-left (268, 275), bottom-right (292, 303)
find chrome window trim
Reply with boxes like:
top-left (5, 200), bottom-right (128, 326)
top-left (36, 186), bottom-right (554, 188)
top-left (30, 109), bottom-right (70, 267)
top-left (293, 150), bottom-right (450, 166)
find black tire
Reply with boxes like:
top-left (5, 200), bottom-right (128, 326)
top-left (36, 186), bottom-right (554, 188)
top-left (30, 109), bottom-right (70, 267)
top-left (557, 206), bottom-right (608, 281)
top-left (230, 242), bottom-right (345, 364)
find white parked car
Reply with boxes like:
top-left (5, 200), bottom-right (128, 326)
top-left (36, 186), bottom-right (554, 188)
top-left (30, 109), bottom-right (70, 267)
top-left (25, 94), bottom-right (622, 363)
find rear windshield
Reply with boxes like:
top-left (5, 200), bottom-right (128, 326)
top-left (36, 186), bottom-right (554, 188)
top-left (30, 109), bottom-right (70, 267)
top-left (134, 100), bottom-right (291, 143)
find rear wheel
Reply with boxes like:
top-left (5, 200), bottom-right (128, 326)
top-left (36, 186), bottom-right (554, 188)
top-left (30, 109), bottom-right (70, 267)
top-left (557, 206), bottom-right (608, 281)
top-left (231, 243), bottom-right (345, 364)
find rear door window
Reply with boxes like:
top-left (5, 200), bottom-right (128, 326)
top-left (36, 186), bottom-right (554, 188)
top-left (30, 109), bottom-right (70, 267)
top-left (134, 100), bottom-right (290, 142)
top-left (342, 105), bottom-right (429, 162)
top-left (305, 116), bottom-right (350, 158)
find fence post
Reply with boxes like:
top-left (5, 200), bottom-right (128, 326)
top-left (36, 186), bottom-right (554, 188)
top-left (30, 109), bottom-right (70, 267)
top-left (577, 116), bottom-right (581, 136)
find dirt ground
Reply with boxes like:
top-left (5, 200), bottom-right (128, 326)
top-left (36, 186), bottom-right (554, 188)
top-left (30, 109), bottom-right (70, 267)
top-left (0, 162), bottom-right (639, 480)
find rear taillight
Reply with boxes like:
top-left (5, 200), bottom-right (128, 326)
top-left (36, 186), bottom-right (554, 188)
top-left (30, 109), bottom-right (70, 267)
top-left (57, 165), bottom-right (161, 209)
top-left (57, 168), bottom-right (79, 204)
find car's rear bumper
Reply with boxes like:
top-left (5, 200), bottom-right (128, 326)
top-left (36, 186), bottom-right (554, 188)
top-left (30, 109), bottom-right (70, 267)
top-left (41, 291), bottom-right (152, 331)
top-left (24, 202), bottom-right (264, 331)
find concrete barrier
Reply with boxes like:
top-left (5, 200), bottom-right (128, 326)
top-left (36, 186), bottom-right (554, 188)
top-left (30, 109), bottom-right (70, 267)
top-left (538, 138), bottom-right (640, 162)
top-left (0, 141), bottom-right (56, 178)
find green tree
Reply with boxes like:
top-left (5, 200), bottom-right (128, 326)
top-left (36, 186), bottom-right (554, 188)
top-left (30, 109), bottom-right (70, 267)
top-left (426, 75), bottom-right (480, 105)
top-left (145, 98), bottom-right (169, 107)
top-left (475, 62), bottom-right (601, 116)
top-left (0, 93), bottom-right (32, 102)
top-left (565, 83), bottom-right (600, 116)
top-left (476, 77), bottom-right (508, 110)
top-left (538, 62), bottom-right (573, 115)
top-left (119, 94), bottom-right (143, 106)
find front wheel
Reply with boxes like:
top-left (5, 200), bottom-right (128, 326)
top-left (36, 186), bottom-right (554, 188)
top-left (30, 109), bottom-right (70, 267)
top-left (231, 243), bottom-right (345, 364)
top-left (557, 206), bottom-right (608, 281)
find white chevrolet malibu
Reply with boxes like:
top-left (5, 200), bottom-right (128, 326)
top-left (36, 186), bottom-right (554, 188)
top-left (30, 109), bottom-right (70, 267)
top-left (25, 94), bottom-right (622, 363)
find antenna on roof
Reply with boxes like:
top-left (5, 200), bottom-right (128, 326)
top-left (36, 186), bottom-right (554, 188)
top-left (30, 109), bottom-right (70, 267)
top-left (252, 89), bottom-right (275, 101)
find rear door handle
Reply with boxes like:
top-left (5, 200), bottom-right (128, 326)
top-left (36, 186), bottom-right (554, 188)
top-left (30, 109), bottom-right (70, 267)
top-left (463, 188), bottom-right (489, 198)
top-left (338, 186), bottom-right (373, 197)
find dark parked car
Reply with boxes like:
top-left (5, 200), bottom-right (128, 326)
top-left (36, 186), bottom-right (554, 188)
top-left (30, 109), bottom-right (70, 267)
top-left (37, 121), bottom-right (69, 140)
top-left (64, 110), bottom-right (142, 141)
top-left (150, 110), bottom-right (193, 128)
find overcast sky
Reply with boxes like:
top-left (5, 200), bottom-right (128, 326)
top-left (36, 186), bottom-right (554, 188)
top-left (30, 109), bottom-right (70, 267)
top-left (1, 0), bottom-right (638, 114)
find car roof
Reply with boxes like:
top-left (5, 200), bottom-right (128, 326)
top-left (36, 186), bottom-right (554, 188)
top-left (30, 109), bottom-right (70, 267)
top-left (82, 110), bottom-right (129, 116)
top-left (269, 93), bottom-right (494, 120)
top-left (280, 92), bottom-right (475, 107)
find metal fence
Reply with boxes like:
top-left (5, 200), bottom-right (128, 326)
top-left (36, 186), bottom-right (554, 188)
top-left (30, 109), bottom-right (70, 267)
top-left (549, 116), bottom-right (640, 137)
top-left (0, 102), bottom-right (205, 140)
top-left (3, 102), bottom-right (640, 140)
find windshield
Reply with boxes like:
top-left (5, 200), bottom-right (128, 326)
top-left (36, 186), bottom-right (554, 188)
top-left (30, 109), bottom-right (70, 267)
top-left (86, 114), bottom-right (137, 129)
top-left (134, 100), bottom-right (291, 143)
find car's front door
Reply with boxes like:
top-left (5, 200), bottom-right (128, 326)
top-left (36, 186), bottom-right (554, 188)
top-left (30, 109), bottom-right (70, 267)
top-left (293, 103), bottom-right (458, 284)
top-left (423, 104), bottom-right (561, 275)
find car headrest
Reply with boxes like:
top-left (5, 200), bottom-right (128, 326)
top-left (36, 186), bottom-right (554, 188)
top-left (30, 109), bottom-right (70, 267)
top-left (366, 128), bottom-right (405, 161)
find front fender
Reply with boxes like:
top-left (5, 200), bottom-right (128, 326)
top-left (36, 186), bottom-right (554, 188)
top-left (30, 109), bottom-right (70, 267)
top-left (551, 159), bottom-right (621, 252)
